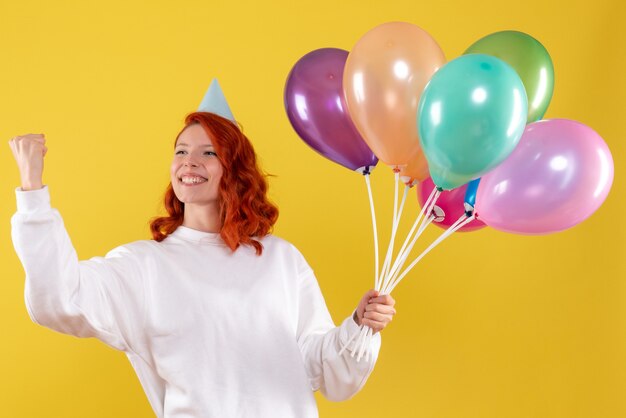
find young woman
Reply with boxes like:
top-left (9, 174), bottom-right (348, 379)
top-left (9, 110), bottom-right (396, 417)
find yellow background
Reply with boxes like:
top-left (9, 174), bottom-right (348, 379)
top-left (1, 0), bottom-right (624, 416)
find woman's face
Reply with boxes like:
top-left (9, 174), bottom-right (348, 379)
top-left (170, 123), bottom-right (223, 205)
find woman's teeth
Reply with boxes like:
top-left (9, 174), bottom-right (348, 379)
top-left (181, 176), bottom-right (207, 184)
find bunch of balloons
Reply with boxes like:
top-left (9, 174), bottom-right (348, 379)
top-left (285, 22), bottom-right (613, 237)
top-left (284, 22), bottom-right (614, 360)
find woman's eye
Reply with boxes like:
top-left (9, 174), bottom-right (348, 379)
top-left (175, 150), bottom-right (216, 156)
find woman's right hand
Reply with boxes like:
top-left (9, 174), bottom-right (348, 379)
top-left (8, 133), bottom-right (47, 190)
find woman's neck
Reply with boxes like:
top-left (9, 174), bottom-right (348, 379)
top-left (182, 202), bottom-right (222, 233)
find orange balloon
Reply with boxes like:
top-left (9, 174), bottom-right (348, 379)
top-left (399, 150), bottom-right (430, 185)
top-left (344, 22), bottom-right (446, 169)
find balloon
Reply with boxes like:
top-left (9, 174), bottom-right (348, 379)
top-left (475, 119), bottom-right (614, 235)
top-left (398, 149), bottom-right (430, 186)
top-left (343, 22), bottom-right (446, 168)
top-left (418, 54), bottom-right (528, 190)
top-left (284, 48), bottom-right (378, 172)
top-left (417, 177), bottom-right (486, 232)
top-left (464, 31), bottom-right (554, 123)
top-left (464, 178), bottom-right (481, 211)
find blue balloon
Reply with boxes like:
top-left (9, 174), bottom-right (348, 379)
top-left (464, 178), bottom-right (481, 214)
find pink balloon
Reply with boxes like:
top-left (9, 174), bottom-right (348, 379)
top-left (475, 119), bottom-right (614, 234)
top-left (417, 177), bottom-right (487, 232)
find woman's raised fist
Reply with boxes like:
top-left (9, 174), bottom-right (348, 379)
top-left (8, 134), bottom-right (47, 191)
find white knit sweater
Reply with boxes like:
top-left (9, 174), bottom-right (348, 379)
top-left (11, 185), bottom-right (380, 417)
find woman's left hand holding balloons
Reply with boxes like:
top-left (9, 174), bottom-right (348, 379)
top-left (354, 289), bottom-right (396, 334)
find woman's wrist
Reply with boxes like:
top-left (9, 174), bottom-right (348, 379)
top-left (21, 179), bottom-right (43, 191)
top-left (353, 310), bottom-right (361, 325)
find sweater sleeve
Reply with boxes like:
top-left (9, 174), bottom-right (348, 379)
top-left (295, 260), bottom-right (381, 401)
top-left (10, 185), bottom-right (146, 353)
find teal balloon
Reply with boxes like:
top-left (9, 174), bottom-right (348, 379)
top-left (418, 54), bottom-right (528, 190)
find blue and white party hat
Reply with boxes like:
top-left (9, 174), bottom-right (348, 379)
top-left (198, 78), bottom-right (235, 122)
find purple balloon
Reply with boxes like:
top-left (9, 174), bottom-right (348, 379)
top-left (284, 48), bottom-right (378, 171)
top-left (475, 119), bottom-right (614, 234)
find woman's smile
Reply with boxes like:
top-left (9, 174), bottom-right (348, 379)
top-left (179, 175), bottom-right (208, 186)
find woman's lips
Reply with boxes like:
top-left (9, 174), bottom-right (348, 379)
top-left (180, 179), bottom-right (208, 186)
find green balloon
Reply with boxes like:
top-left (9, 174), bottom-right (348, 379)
top-left (418, 54), bottom-right (528, 190)
top-left (464, 30), bottom-right (554, 123)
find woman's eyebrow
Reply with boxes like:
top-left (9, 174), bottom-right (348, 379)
top-left (176, 143), bottom-right (215, 148)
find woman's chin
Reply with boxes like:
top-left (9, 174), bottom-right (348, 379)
top-left (177, 196), bottom-right (218, 206)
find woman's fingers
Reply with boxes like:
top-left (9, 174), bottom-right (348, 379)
top-left (361, 318), bottom-right (389, 333)
top-left (363, 310), bottom-right (393, 323)
top-left (9, 134), bottom-right (45, 145)
top-left (365, 303), bottom-right (396, 315)
top-left (368, 294), bottom-right (395, 307)
top-left (363, 309), bottom-right (394, 334)
top-left (360, 292), bottom-right (397, 333)
top-left (356, 290), bottom-right (398, 332)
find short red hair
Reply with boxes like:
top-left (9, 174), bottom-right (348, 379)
top-left (149, 112), bottom-right (279, 255)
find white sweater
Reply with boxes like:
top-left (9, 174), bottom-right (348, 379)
top-left (11, 185), bottom-right (381, 418)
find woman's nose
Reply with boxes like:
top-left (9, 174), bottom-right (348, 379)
top-left (184, 159), bottom-right (198, 167)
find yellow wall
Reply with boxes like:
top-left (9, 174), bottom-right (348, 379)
top-left (1, 0), bottom-right (624, 416)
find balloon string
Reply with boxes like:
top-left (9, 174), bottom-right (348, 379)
top-left (350, 325), bottom-right (370, 358)
top-left (381, 213), bottom-right (435, 294)
top-left (364, 174), bottom-right (380, 291)
top-left (387, 214), bottom-right (470, 294)
top-left (349, 324), bottom-right (374, 362)
top-left (350, 181), bottom-right (442, 361)
top-left (341, 174), bottom-right (378, 359)
top-left (357, 327), bottom-right (373, 362)
top-left (348, 172), bottom-right (410, 362)
top-left (377, 172), bottom-right (398, 290)
top-left (350, 199), bottom-right (474, 360)
top-left (383, 213), bottom-right (460, 294)
top-left (387, 189), bottom-right (441, 285)
top-left (354, 326), bottom-right (368, 359)
top-left (348, 176), bottom-right (411, 360)
top-left (398, 185), bottom-right (409, 229)
top-left (381, 189), bottom-right (440, 293)
top-left (386, 214), bottom-right (476, 294)
top-left (378, 191), bottom-right (431, 293)
top-left (379, 174), bottom-right (408, 292)
top-left (394, 187), bottom-right (438, 273)
top-left (384, 185), bottom-right (409, 286)
top-left (339, 323), bottom-right (367, 356)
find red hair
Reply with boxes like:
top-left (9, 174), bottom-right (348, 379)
top-left (149, 112), bottom-right (279, 255)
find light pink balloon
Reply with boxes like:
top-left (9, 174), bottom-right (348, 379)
top-left (475, 119), bottom-right (614, 234)
top-left (417, 177), bottom-right (487, 232)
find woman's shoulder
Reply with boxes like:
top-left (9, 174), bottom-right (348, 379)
top-left (103, 238), bottom-right (162, 260)
top-left (259, 234), bottom-right (313, 271)
top-left (259, 233), bottom-right (300, 253)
